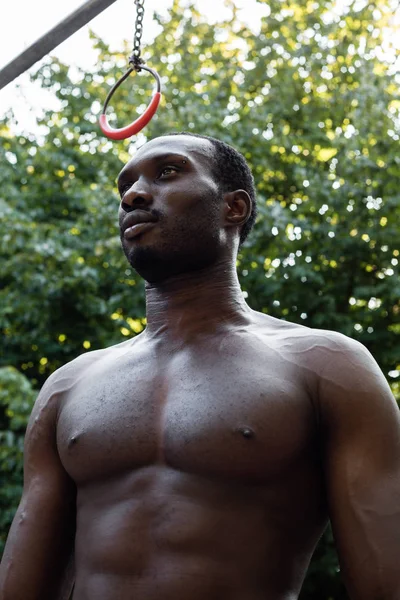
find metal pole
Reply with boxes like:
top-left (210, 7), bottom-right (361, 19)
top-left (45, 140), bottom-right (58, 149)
top-left (0, 0), bottom-right (119, 91)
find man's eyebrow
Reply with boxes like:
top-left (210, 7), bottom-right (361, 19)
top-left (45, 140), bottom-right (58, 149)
top-left (148, 152), bottom-right (190, 162)
top-left (117, 153), bottom-right (190, 187)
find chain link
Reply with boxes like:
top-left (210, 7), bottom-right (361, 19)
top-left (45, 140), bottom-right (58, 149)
top-left (130, 0), bottom-right (145, 70)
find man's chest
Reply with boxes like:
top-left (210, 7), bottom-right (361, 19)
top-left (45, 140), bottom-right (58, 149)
top-left (57, 336), bottom-right (316, 485)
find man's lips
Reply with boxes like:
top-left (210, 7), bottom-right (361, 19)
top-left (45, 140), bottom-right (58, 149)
top-left (124, 221), bottom-right (156, 240)
top-left (122, 210), bottom-right (157, 240)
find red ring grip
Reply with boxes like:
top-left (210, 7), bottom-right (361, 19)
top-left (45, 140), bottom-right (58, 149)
top-left (99, 65), bottom-right (162, 141)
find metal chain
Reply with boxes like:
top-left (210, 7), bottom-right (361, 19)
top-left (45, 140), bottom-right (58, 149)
top-left (130, 0), bottom-right (145, 70)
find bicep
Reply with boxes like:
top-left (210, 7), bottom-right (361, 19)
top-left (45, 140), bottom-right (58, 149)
top-left (320, 340), bottom-right (400, 599)
top-left (0, 379), bottom-right (76, 600)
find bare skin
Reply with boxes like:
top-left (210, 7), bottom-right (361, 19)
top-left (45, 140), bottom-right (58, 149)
top-left (1, 135), bottom-right (399, 600)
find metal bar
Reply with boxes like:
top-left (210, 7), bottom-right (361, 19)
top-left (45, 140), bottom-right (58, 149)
top-left (0, 0), bottom-right (119, 90)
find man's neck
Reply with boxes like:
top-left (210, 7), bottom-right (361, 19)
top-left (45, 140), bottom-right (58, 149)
top-left (143, 259), bottom-right (253, 345)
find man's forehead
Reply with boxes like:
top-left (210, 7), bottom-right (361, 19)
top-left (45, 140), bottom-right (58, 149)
top-left (126, 135), bottom-right (213, 167)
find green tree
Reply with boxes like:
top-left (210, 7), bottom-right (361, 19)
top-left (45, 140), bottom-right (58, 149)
top-left (0, 0), bottom-right (399, 596)
top-left (0, 368), bottom-right (36, 551)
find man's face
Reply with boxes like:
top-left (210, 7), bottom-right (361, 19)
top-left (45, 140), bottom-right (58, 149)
top-left (117, 135), bottom-right (224, 283)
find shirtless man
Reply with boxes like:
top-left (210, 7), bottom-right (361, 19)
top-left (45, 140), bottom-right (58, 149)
top-left (1, 133), bottom-right (399, 600)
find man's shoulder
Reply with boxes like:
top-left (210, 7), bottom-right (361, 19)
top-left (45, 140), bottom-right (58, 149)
top-left (42, 337), bottom-right (140, 397)
top-left (254, 315), bottom-right (387, 419)
top-left (252, 311), bottom-right (369, 372)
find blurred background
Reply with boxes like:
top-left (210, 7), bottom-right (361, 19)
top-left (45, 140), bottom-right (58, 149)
top-left (0, 0), bottom-right (399, 597)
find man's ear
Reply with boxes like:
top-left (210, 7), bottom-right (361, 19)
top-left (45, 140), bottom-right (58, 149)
top-left (223, 190), bottom-right (251, 228)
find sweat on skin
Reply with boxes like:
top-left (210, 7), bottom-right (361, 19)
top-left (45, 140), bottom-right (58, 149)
top-left (0, 134), bottom-right (399, 600)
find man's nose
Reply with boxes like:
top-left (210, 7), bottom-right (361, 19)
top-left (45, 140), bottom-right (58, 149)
top-left (120, 182), bottom-right (153, 210)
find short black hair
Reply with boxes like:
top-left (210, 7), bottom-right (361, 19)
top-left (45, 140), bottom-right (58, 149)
top-left (163, 132), bottom-right (257, 247)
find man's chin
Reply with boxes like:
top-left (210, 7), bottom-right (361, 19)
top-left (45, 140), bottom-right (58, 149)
top-left (123, 244), bottom-right (170, 283)
top-left (121, 236), bottom-right (221, 284)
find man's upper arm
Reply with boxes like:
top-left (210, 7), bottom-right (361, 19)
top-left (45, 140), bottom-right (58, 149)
top-left (318, 334), bottom-right (400, 600)
top-left (0, 370), bottom-right (76, 600)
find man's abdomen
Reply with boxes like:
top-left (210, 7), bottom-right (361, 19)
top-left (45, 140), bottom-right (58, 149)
top-left (73, 465), bottom-right (326, 600)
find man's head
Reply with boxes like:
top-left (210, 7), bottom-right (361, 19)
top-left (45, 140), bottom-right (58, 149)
top-left (117, 133), bottom-right (257, 283)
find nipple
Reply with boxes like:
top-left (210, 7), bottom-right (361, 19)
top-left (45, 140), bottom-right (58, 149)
top-left (68, 435), bottom-right (79, 449)
top-left (236, 426), bottom-right (255, 440)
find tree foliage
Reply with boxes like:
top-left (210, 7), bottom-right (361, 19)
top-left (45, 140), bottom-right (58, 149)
top-left (0, 0), bottom-right (399, 595)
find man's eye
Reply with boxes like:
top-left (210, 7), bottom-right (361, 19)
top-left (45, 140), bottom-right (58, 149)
top-left (120, 184), bottom-right (132, 196)
top-left (159, 166), bottom-right (178, 178)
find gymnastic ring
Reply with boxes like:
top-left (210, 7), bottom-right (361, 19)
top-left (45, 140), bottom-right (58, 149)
top-left (99, 64), bottom-right (162, 140)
